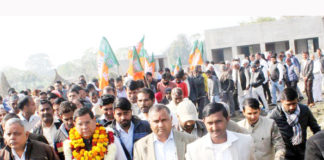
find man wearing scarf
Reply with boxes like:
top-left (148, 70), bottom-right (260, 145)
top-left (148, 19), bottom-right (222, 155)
top-left (268, 88), bottom-right (320, 160)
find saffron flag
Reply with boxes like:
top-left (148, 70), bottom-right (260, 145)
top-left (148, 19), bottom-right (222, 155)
top-left (139, 47), bottom-right (149, 68)
top-left (97, 37), bottom-right (119, 90)
top-left (173, 57), bottom-right (182, 75)
top-left (128, 36), bottom-right (145, 59)
top-left (144, 52), bottom-right (155, 76)
top-left (189, 40), bottom-right (204, 70)
top-left (127, 46), bottom-right (144, 80)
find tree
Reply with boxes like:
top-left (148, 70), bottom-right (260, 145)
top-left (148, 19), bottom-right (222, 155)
top-left (240, 17), bottom-right (277, 26)
top-left (25, 53), bottom-right (52, 74)
top-left (164, 34), bottom-right (191, 68)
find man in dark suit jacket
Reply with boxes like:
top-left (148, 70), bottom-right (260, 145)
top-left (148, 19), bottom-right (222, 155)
top-left (302, 51), bottom-right (315, 107)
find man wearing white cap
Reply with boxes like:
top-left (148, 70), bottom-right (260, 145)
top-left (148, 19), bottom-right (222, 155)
top-left (175, 100), bottom-right (207, 138)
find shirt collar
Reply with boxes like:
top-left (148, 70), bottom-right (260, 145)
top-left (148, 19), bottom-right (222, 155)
top-left (204, 130), bottom-right (238, 148)
top-left (11, 144), bottom-right (27, 160)
top-left (153, 130), bottom-right (174, 143)
top-left (116, 121), bottom-right (134, 134)
top-left (18, 113), bottom-right (37, 122)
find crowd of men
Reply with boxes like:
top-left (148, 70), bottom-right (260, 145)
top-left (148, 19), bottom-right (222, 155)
top-left (0, 48), bottom-right (324, 160)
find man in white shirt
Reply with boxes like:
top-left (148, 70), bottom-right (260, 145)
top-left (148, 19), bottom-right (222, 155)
top-left (133, 104), bottom-right (196, 160)
top-left (1, 118), bottom-right (59, 160)
top-left (238, 98), bottom-right (286, 160)
top-left (32, 100), bottom-right (61, 147)
top-left (17, 96), bottom-right (40, 132)
top-left (185, 102), bottom-right (255, 160)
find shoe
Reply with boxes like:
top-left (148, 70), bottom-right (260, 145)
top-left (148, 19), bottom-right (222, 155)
top-left (309, 103), bottom-right (315, 107)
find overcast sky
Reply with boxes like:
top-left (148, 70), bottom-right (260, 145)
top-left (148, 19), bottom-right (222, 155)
top-left (0, 16), bottom-right (264, 69)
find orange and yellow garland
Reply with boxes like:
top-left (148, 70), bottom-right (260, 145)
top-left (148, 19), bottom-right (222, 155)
top-left (69, 123), bottom-right (114, 160)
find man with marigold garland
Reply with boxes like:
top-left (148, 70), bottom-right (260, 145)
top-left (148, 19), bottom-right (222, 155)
top-left (63, 107), bottom-right (127, 160)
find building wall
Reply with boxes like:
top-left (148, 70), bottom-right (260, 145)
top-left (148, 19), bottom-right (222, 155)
top-left (205, 16), bottom-right (324, 61)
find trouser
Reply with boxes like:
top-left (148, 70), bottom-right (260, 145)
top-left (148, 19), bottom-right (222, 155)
top-left (196, 96), bottom-right (207, 119)
top-left (252, 86), bottom-right (269, 110)
top-left (221, 92), bottom-right (235, 115)
top-left (211, 95), bottom-right (220, 103)
top-left (286, 81), bottom-right (298, 91)
top-left (238, 90), bottom-right (250, 111)
top-left (313, 73), bottom-right (322, 102)
top-left (233, 92), bottom-right (239, 110)
top-left (270, 80), bottom-right (284, 104)
top-left (305, 79), bottom-right (314, 105)
top-left (262, 82), bottom-right (271, 103)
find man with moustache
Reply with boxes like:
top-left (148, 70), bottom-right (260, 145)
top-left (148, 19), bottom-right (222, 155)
top-left (108, 97), bottom-right (151, 160)
top-left (32, 99), bottom-right (62, 147)
top-left (185, 102), bottom-right (255, 160)
top-left (268, 88), bottom-right (320, 159)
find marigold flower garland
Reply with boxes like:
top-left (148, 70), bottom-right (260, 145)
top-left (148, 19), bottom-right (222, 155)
top-left (69, 123), bottom-right (114, 160)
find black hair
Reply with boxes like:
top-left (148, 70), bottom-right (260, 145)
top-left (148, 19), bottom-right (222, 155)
top-left (54, 97), bottom-right (66, 105)
top-left (47, 93), bottom-right (58, 100)
top-left (100, 94), bottom-right (115, 106)
top-left (17, 96), bottom-right (31, 110)
top-left (202, 102), bottom-right (228, 119)
top-left (126, 80), bottom-right (138, 91)
top-left (69, 87), bottom-right (80, 94)
top-left (280, 87), bottom-right (298, 101)
top-left (86, 84), bottom-right (95, 91)
top-left (145, 72), bottom-right (152, 77)
top-left (116, 77), bottom-right (123, 83)
top-left (243, 98), bottom-right (260, 110)
top-left (92, 78), bottom-right (98, 83)
top-left (303, 51), bottom-right (309, 55)
top-left (255, 60), bottom-right (260, 65)
top-left (206, 70), bottom-right (212, 75)
top-left (40, 91), bottom-right (47, 96)
top-left (40, 99), bottom-right (53, 108)
top-left (162, 73), bottom-right (171, 80)
top-left (137, 80), bottom-right (145, 88)
top-left (113, 97), bottom-right (131, 111)
top-left (56, 81), bottom-right (62, 85)
top-left (59, 101), bottom-right (77, 115)
top-left (164, 68), bottom-right (171, 73)
top-left (138, 88), bottom-right (155, 100)
top-left (73, 107), bottom-right (94, 121)
top-left (89, 91), bottom-right (99, 97)
top-left (175, 69), bottom-right (184, 79)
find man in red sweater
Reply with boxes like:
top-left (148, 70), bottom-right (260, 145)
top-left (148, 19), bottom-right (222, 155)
top-left (174, 69), bottom-right (188, 98)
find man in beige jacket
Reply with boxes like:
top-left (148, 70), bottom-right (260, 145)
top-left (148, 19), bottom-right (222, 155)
top-left (133, 104), bottom-right (195, 160)
top-left (238, 98), bottom-right (286, 160)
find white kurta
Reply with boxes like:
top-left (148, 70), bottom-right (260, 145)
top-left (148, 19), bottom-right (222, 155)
top-left (313, 59), bottom-right (322, 102)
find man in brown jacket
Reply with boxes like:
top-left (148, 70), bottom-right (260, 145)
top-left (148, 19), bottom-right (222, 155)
top-left (0, 118), bottom-right (59, 160)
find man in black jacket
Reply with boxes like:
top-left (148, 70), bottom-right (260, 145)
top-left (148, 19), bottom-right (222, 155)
top-left (250, 63), bottom-right (269, 112)
top-left (268, 88), bottom-right (320, 160)
top-left (191, 65), bottom-right (207, 119)
top-left (108, 97), bottom-right (152, 160)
